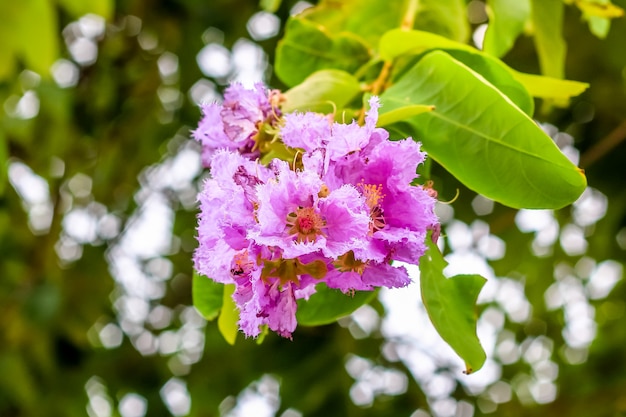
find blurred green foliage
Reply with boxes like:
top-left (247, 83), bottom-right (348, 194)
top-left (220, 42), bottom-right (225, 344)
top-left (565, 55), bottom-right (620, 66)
top-left (1, 1), bottom-right (626, 417)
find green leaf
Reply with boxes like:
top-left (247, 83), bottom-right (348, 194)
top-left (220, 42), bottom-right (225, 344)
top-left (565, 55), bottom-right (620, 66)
top-left (380, 28), bottom-right (475, 60)
top-left (0, 1), bottom-right (59, 78)
top-left (275, 17), bottom-right (371, 87)
top-left (573, 0), bottom-right (624, 18)
top-left (0, 40), bottom-right (15, 81)
top-left (0, 130), bottom-right (7, 196)
top-left (18, 0), bottom-right (60, 77)
top-left (260, 0), bottom-right (281, 13)
top-left (218, 284), bottom-right (239, 345)
top-left (58, 0), bottom-right (114, 19)
top-left (530, 0), bottom-right (566, 78)
top-left (304, 0), bottom-right (404, 48)
top-left (296, 0), bottom-right (467, 49)
top-left (443, 50), bottom-right (534, 115)
top-left (379, 51), bottom-right (587, 209)
top-left (587, 15), bottom-right (611, 38)
top-left (571, 0), bottom-right (622, 39)
top-left (511, 71), bottom-right (589, 100)
top-left (380, 30), bottom-right (534, 115)
top-left (192, 271), bottom-right (224, 321)
top-left (380, 28), bottom-right (587, 103)
top-left (378, 104), bottom-right (435, 127)
top-left (420, 238), bottom-right (487, 374)
top-left (414, 0), bottom-right (469, 43)
top-left (483, 0), bottom-right (530, 57)
top-left (296, 284), bottom-right (377, 326)
top-left (282, 69), bottom-right (362, 113)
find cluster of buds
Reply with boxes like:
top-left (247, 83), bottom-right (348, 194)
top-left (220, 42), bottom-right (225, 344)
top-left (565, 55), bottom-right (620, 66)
top-left (193, 83), bottom-right (438, 338)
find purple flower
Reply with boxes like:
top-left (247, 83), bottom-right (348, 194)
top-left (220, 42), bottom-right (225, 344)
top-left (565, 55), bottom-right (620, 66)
top-left (250, 160), bottom-right (370, 259)
top-left (325, 96), bottom-right (381, 161)
top-left (325, 254), bottom-right (411, 293)
top-left (221, 83), bottom-right (273, 144)
top-left (193, 150), bottom-right (270, 283)
top-left (192, 103), bottom-right (231, 167)
top-left (193, 87), bottom-right (440, 339)
top-left (192, 83), bottom-right (282, 167)
top-left (281, 112), bottom-right (332, 152)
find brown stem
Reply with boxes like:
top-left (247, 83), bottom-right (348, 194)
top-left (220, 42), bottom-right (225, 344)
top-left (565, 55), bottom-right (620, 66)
top-left (401, 0), bottom-right (419, 30)
top-left (580, 120), bottom-right (626, 168)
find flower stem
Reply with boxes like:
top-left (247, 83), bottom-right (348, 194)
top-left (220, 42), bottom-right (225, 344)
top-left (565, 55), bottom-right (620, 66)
top-left (360, 0), bottom-right (419, 124)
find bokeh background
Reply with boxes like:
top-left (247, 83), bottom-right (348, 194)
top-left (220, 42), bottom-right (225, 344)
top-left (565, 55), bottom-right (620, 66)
top-left (1, 0), bottom-right (626, 416)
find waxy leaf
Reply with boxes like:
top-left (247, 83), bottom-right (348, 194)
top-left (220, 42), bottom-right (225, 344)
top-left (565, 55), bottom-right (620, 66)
top-left (413, 0), bottom-right (469, 43)
top-left (379, 29), bottom-right (588, 103)
top-left (420, 239), bottom-right (487, 374)
top-left (569, 0), bottom-right (623, 39)
top-left (483, 0), bottom-right (530, 57)
top-left (380, 51), bottom-right (587, 209)
top-left (511, 72), bottom-right (589, 100)
top-left (573, 0), bottom-right (624, 18)
top-left (531, 0), bottom-right (566, 78)
top-left (377, 105), bottom-right (436, 127)
top-left (282, 69), bottom-right (362, 113)
top-left (297, 284), bottom-right (377, 326)
top-left (380, 29), bottom-right (534, 114)
top-left (218, 284), bottom-right (239, 345)
top-left (0, 130), bottom-right (7, 196)
top-left (275, 17), bottom-right (371, 87)
top-left (260, 0), bottom-right (282, 13)
top-left (0, 0), bottom-right (59, 79)
top-left (58, 0), bottom-right (114, 19)
top-left (301, 0), bottom-right (467, 47)
top-left (303, 0), bottom-right (403, 48)
top-left (379, 28), bottom-right (475, 59)
top-left (192, 271), bottom-right (224, 321)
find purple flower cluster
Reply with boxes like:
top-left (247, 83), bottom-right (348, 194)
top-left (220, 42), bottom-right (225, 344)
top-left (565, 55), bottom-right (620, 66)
top-left (193, 83), bottom-right (438, 338)
top-left (192, 83), bottom-right (282, 166)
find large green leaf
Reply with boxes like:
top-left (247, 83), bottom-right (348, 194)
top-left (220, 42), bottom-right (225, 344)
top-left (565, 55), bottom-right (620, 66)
top-left (58, 0), bottom-right (114, 19)
top-left (442, 50), bottom-right (534, 115)
top-left (282, 69), bottom-right (362, 113)
top-left (380, 28), bottom-right (588, 105)
top-left (0, 130), bottom-right (7, 196)
top-left (217, 284), bottom-right (239, 345)
top-left (414, 0), bottom-right (469, 43)
top-left (303, 0), bottom-right (404, 48)
top-left (380, 30), bottom-right (533, 115)
top-left (420, 239), bottom-right (487, 374)
top-left (510, 71), bottom-right (589, 100)
top-left (379, 51), bottom-right (587, 209)
top-left (0, 39), bottom-right (15, 81)
top-left (530, 0), bottom-right (566, 78)
top-left (379, 28), bottom-right (475, 59)
top-left (275, 17), bottom-right (371, 87)
top-left (483, 0), bottom-right (530, 57)
top-left (0, 0), bottom-right (59, 78)
top-left (378, 104), bottom-right (435, 127)
top-left (296, 284), bottom-right (377, 326)
top-left (192, 271), bottom-right (224, 321)
top-left (18, 0), bottom-right (59, 77)
top-left (297, 0), bottom-right (468, 49)
top-left (571, 0), bottom-right (624, 39)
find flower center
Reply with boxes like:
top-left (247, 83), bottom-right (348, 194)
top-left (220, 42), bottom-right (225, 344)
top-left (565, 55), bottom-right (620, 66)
top-left (286, 206), bottom-right (326, 243)
top-left (358, 181), bottom-right (386, 234)
top-left (231, 250), bottom-right (255, 277)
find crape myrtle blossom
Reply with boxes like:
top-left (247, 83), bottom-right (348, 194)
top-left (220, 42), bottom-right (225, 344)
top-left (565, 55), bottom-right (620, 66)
top-left (193, 90), bottom-right (439, 339)
top-left (192, 83), bottom-right (283, 166)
